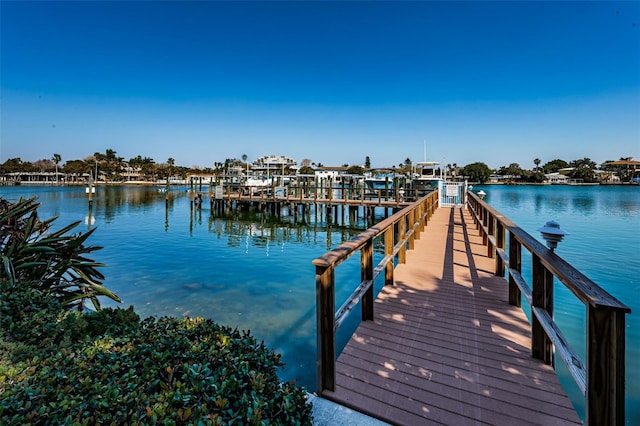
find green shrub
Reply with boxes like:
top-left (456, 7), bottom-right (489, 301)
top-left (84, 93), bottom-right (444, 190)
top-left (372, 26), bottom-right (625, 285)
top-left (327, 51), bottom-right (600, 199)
top-left (0, 315), bottom-right (312, 425)
top-left (0, 280), bottom-right (90, 361)
top-left (83, 305), bottom-right (141, 337)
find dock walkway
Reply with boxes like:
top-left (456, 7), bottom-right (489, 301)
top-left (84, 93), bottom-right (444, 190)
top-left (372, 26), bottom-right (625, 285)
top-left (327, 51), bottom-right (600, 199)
top-left (321, 206), bottom-right (582, 425)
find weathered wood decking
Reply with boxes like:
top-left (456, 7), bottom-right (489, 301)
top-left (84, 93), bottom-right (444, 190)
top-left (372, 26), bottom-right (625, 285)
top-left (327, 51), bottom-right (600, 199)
top-left (321, 206), bottom-right (582, 425)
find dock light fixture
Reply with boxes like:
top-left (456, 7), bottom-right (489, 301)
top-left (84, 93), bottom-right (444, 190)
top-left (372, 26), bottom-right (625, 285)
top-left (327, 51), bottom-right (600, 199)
top-left (537, 220), bottom-right (569, 251)
top-left (477, 190), bottom-right (486, 199)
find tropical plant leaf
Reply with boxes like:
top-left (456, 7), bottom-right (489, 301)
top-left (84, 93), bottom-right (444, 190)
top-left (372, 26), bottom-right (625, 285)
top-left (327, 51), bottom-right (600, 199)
top-left (0, 196), bottom-right (119, 311)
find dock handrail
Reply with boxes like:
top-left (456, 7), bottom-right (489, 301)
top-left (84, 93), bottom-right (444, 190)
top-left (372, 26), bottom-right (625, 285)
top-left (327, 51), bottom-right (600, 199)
top-left (467, 191), bottom-right (631, 426)
top-left (313, 191), bottom-right (439, 393)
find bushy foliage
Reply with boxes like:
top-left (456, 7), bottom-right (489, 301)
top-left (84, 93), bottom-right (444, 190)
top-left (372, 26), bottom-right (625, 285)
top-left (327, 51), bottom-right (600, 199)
top-left (541, 158), bottom-right (569, 174)
top-left (0, 294), bottom-right (312, 425)
top-left (297, 165), bottom-right (315, 175)
top-left (461, 162), bottom-right (492, 183)
top-left (0, 280), bottom-right (83, 360)
top-left (346, 165), bottom-right (364, 175)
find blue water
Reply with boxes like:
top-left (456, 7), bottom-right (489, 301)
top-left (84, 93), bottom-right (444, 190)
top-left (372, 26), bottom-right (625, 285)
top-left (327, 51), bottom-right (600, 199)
top-left (0, 185), bottom-right (380, 392)
top-left (1, 184), bottom-right (638, 423)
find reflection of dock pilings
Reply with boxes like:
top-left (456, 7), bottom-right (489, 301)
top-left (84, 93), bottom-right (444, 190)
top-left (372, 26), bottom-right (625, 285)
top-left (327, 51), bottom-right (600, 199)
top-left (206, 195), bottom-right (396, 228)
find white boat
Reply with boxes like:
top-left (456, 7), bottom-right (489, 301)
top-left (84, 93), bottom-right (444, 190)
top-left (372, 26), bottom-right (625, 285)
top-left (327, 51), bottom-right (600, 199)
top-left (244, 176), bottom-right (271, 194)
top-left (412, 161), bottom-right (443, 191)
top-left (364, 173), bottom-right (395, 190)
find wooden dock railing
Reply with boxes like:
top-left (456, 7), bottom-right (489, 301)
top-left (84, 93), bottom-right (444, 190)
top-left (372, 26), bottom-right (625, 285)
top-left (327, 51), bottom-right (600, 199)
top-left (312, 191), bottom-right (439, 393)
top-left (467, 191), bottom-right (631, 426)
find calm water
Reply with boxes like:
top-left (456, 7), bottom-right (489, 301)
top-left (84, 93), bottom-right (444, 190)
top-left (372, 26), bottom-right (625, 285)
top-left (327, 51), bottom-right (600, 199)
top-left (1, 184), bottom-right (638, 423)
top-left (0, 185), bottom-right (380, 391)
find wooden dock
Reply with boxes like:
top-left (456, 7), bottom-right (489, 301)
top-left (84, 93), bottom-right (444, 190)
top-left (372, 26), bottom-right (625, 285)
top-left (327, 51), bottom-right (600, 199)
top-left (321, 206), bottom-right (582, 425)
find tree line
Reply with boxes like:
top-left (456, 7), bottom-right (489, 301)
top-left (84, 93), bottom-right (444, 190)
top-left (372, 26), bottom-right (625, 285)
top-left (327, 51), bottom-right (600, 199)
top-left (361, 156), bottom-right (637, 184)
top-left (0, 150), bottom-right (258, 183)
top-left (1, 150), bottom-right (636, 184)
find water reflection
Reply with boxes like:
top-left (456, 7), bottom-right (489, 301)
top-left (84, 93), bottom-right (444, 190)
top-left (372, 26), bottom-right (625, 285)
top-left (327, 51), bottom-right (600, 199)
top-left (534, 193), bottom-right (544, 213)
top-left (571, 197), bottom-right (594, 215)
top-left (501, 191), bottom-right (522, 208)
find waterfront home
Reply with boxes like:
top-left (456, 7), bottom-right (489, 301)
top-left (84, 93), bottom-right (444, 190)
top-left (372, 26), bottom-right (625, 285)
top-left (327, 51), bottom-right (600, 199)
top-left (601, 158), bottom-right (640, 182)
top-left (545, 172), bottom-right (570, 184)
top-left (252, 155), bottom-right (298, 176)
top-left (2, 171), bottom-right (76, 185)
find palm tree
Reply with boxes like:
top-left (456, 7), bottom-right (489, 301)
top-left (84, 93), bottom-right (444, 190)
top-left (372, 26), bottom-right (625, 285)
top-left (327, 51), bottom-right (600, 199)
top-left (242, 154), bottom-right (249, 177)
top-left (52, 153), bottom-right (62, 184)
top-left (534, 158), bottom-right (541, 172)
top-left (167, 157), bottom-right (175, 179)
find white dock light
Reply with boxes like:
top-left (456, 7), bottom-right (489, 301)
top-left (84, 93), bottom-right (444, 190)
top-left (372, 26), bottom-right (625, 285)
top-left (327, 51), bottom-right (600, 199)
top-left (477, 190), bottom-right (486, 199)
top-left (537, 220), bottom-right (569, 251)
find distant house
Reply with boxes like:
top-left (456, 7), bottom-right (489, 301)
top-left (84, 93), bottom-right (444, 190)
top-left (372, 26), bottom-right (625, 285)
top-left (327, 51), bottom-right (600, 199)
top-left (601, 158), bottom-right (640, 182)
top-left (2, 171), bottom-right (68, 184)
top-left (252, 155), bottom-right (297, 175)
top-left (545, 172), bottom-right (570, 184)
top-left (488, 174), bottom-right (519, 184)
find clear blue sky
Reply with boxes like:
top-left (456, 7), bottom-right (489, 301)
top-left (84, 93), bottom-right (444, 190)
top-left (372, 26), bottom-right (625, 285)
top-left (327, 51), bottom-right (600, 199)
top-left (1, 1), bottom-right (638, 170)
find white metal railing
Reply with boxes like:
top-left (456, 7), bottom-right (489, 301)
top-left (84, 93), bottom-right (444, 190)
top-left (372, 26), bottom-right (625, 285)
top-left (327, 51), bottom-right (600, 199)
top-left (438, 181), bottom-right (467, 207)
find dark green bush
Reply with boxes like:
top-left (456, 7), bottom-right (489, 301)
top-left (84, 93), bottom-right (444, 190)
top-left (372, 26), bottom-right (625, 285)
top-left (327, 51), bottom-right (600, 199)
top-left (0, 314), bottom-right (312, 425)
top-left (0, 280), bottom-right (89, 361)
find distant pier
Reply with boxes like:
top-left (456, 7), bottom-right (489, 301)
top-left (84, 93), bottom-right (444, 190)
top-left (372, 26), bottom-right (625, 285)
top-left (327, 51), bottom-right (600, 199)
top-left (181, 177), bottom-right (423, 225)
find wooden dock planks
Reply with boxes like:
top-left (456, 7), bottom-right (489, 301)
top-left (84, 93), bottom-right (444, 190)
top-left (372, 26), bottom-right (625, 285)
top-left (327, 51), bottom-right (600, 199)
top-left (322, 207), bottom-right (582, 425)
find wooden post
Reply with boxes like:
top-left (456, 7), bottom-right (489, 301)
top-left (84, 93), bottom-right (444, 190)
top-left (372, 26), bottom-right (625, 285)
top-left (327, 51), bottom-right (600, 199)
top-left (429, 191), bottom-right (437, 220)
top-left (361, 240), bottom-right (374, 320)
top-left (414, 201), bottom-right (422, 239)
top-left (487, 212), bottom-right (494, 257)
top-left (190, 178), bottom-right (195, 210)
top-left (314, 178), bottom-right (318, 203)
top-left (271, 176), bottom-right (275, 200)
top-left (165, 178), bottom-right (170, 206)
top-left (408, 207), bottom-right (416, 250)
top-left (586, 306), bottom-right (626, 426)
top-left (532, 254), bottom-right (553, 364)
top-left (495, 220), bottom-right (505, 276)
top-left (315, 264), bottom-right (336, 393)
top-left (482, 211), bottom-right (489, 246)
top-left (508, 232), bottom-right (521, 307)
top-left (87, 180), bottom-right (93, 207)
top-left (398, 216), bottom-right (407, 264)
top-left (384, 226), bottom-right (394, 286)
top-left (384, 176), bottom-right (389, 201)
